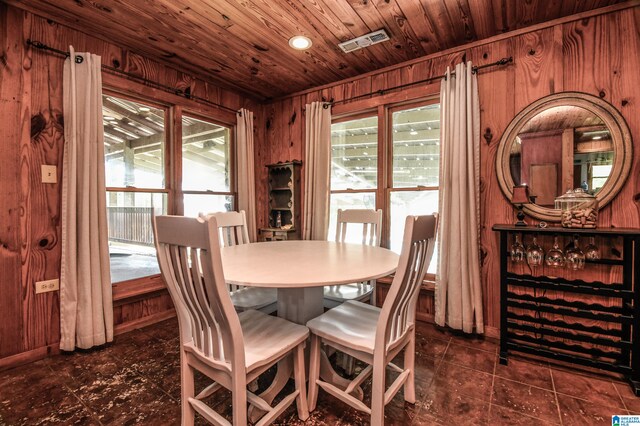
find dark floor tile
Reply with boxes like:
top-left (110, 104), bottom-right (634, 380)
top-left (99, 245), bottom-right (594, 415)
top-left (552, 368), bottom-right (625, 409)
top-left (45, 351), bottom-right (127, 393)
top-left (383, 396), bottom-right (421, 426)
top-left (72, 365), bottom-right (179, 424)
top-left (128, 337), bottom-right (182, 399)
top-left (7, 320), bottom-right (640, 425)
top-left (418, 386), bottom-right (489, 425)
top-left (415, 334), bottom-right (450, 360)
top-left (415, 322), bottom-right (451, 341)
top-left (557, 393), bottom-right (622, 426)
top-left (430, 361), bottom-right (494, 402)
top-left (489, 404), bottom-right (555, 425)
top-left (138, 317), bottom-right (179, 342)
top-left (413, 354), bottom-right (441, 386)
top-left (0, 363), bottom-right (98, 426)
top-left (494, 357), bottom-right (553, 390)
top-left (449, 332), bottom-right (498, 353)
top-left (412, 413), bottom-right (443, 425)
top-left (442, 342), bottom-right (496, 374)
top-left (492, 377), bottom-right (561, 424)
top-left (613, 382), bottom-right (640, 413)
top-left (0, 360), bottom-right (50, 388)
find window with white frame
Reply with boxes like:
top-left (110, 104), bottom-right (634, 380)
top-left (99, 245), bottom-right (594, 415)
top-left (103, 94), bottom-right (168, 284)
top-left (181, 114), bottom-right (233, 217)
top-left (329, 100), bottom-right (440, 275)
top-left (102, 95), bottom-right (235, 285)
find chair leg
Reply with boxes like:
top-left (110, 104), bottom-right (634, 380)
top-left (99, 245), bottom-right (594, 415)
top-left (180, 354), bottom-right (196, 426)
top-left (371, 281), bottom-right (376, 306)
top-left (370, 357), bottom-right (386, 426)
top-left (232, 374), bottom-right (247, 426)
top-left (404, 331), bottom-right (416, 404)
top-left (293, 344), bottom-right (310, 421)
top-left (308, 334), bottom-right (321, 412)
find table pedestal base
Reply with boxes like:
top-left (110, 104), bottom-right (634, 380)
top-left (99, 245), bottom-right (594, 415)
top-left (248, 287), bottom-right (364, 422)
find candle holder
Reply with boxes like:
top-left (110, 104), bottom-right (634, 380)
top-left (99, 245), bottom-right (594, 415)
top-left (512, 185), bottom-right (530, 227)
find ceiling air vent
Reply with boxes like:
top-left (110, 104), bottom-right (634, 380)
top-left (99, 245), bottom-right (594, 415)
top-left (338, 29), bottom-right (390, 53)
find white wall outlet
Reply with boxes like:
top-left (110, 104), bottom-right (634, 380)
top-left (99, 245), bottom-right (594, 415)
top-left (41, 165), bottom-right (57, 184)
top-left (35, 278), bottom-right (59, 294)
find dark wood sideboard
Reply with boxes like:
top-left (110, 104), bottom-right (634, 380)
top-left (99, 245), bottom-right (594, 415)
top-left (493, 224), bottom-right (640, 395)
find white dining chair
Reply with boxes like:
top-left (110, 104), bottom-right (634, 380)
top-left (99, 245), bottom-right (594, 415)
top-left (323, 208), bottom-right (383, 309)
top-left (153, 214), bottom-right (309, 426)
top-left (200, 210), bottom-right (278, 314)
top-left (307, 214), bottom-right (438, 426)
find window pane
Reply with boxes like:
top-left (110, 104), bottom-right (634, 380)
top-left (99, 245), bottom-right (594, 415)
top-left (392, 104), bottom-right (440, 188)
top-left (106, 191), bottom-right (167, 283)
top-left (183, 194), bottom-right (234, 218)
top-left (390, 190), bottom-right (439, 273)
top-left (182, 116), bottom-right (231, 192)
top-left (331, 116), bottom-right (378, 190)
top-left (328, 192), bottom-right (376, 243)
top-left (103, 95), bottom-right (165, 189)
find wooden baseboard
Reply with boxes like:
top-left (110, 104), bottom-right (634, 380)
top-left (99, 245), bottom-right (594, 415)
top-left (113, 309), bottom-right (176, 336)
top-left (484, 325), bottom-right (500, 340)
top-left (0, 344), bottom-right (60, 372)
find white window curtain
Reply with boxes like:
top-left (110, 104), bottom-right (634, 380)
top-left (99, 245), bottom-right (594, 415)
top-left (60, 46), bottom-right (113, 351)
top-left (435, 61), bottom-right (484, 334)
top-left (303, 102), bottom-right (331, 240)
top-left (236, 108), bottom-right (257, 241)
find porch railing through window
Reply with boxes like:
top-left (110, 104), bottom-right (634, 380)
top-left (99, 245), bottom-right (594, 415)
top-left (107, 206), bottom-right (155, 246)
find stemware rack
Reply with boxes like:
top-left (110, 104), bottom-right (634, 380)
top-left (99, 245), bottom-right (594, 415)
top-left (493, 224), bottom-right (640, 395)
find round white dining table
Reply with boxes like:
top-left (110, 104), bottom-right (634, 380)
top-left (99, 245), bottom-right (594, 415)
top-left (220, 240), bottom-right (400, 325)
top-left (220, 240), bottom-right (399, 420)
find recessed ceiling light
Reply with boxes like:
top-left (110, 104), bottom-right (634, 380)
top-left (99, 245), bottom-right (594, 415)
top-left (289, 35), bottom-right (312, 50)
top-left (593, 136), bottom-right (603, 140)
top-left (138, 107), bottom-right (151, 112)
top-left (104, 116), bottom-right (116, 121)
top-left (410, 130), bottom-right (418, 136)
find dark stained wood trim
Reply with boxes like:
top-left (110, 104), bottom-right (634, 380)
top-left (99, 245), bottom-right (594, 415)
top-left (0, 344), bottom-right (60, 372)
top-left (113, 309), bottom-right (176, 336)
top-left (112, 275), bottom-right (167, 305)
top-left (104, 76), bottom-right (238, 124)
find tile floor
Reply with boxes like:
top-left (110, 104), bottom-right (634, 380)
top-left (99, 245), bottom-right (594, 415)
top-left (0, 318), bottom-right (636, 425)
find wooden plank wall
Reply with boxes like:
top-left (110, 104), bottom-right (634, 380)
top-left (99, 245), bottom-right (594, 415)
top-left (0, 4), bottom-right (260, 366)
top-left (257, 6), bottom-right (640, 336)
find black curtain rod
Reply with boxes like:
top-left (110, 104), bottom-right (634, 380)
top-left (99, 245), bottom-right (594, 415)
top-left (324, 56), bottom-right (513, 108)
top-left (26, 39), bottom-right (239, 114)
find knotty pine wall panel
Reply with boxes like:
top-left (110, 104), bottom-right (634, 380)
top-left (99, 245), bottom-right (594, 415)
top-left (0, 4), bottom-right (259, 365)
top-left (258, 6), bottom-right (640, 335)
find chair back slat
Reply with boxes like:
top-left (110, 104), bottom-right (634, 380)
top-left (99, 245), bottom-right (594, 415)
top-left (200, 210), bottom-right (251, 292)
top-left (377, 214), bottom-right (438, 349)
top-left (154, 215), bottom-right (244, 366)
top-left (335, 209), bottom-right (383, 247)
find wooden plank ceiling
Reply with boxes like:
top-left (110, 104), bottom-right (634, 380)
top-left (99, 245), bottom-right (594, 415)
top-left (5, 0), bottom-right (623, 100)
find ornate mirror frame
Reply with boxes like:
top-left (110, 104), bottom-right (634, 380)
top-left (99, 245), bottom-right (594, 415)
top-left (496, 92), bottom-right (633, 222)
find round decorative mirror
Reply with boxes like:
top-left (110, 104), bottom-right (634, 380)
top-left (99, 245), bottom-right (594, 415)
top-left (496, 92), bottom-right (633, 222)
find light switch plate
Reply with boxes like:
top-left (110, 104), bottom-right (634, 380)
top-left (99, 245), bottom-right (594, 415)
top-left (35, 279), bottom-right (59, 294)
top-left (41, 165), bottom-right (57, 183)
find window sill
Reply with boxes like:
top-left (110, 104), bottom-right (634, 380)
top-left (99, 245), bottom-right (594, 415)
top-left (112, 274), bottom-right (167, 306)
top-left (376, 275), bottom-right (435, 292)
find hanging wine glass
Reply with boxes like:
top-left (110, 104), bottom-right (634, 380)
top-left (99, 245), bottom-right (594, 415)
top-left (510, 234), bottom-right (526, 263)
top-left (584, 236), bottom-right (600, 260)
top-left (566, 236), bottom-right (586, 270)
top-left (526, 235), bottom-right (544, 267)
top-left (545, 236), bottom-right (565, 268)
